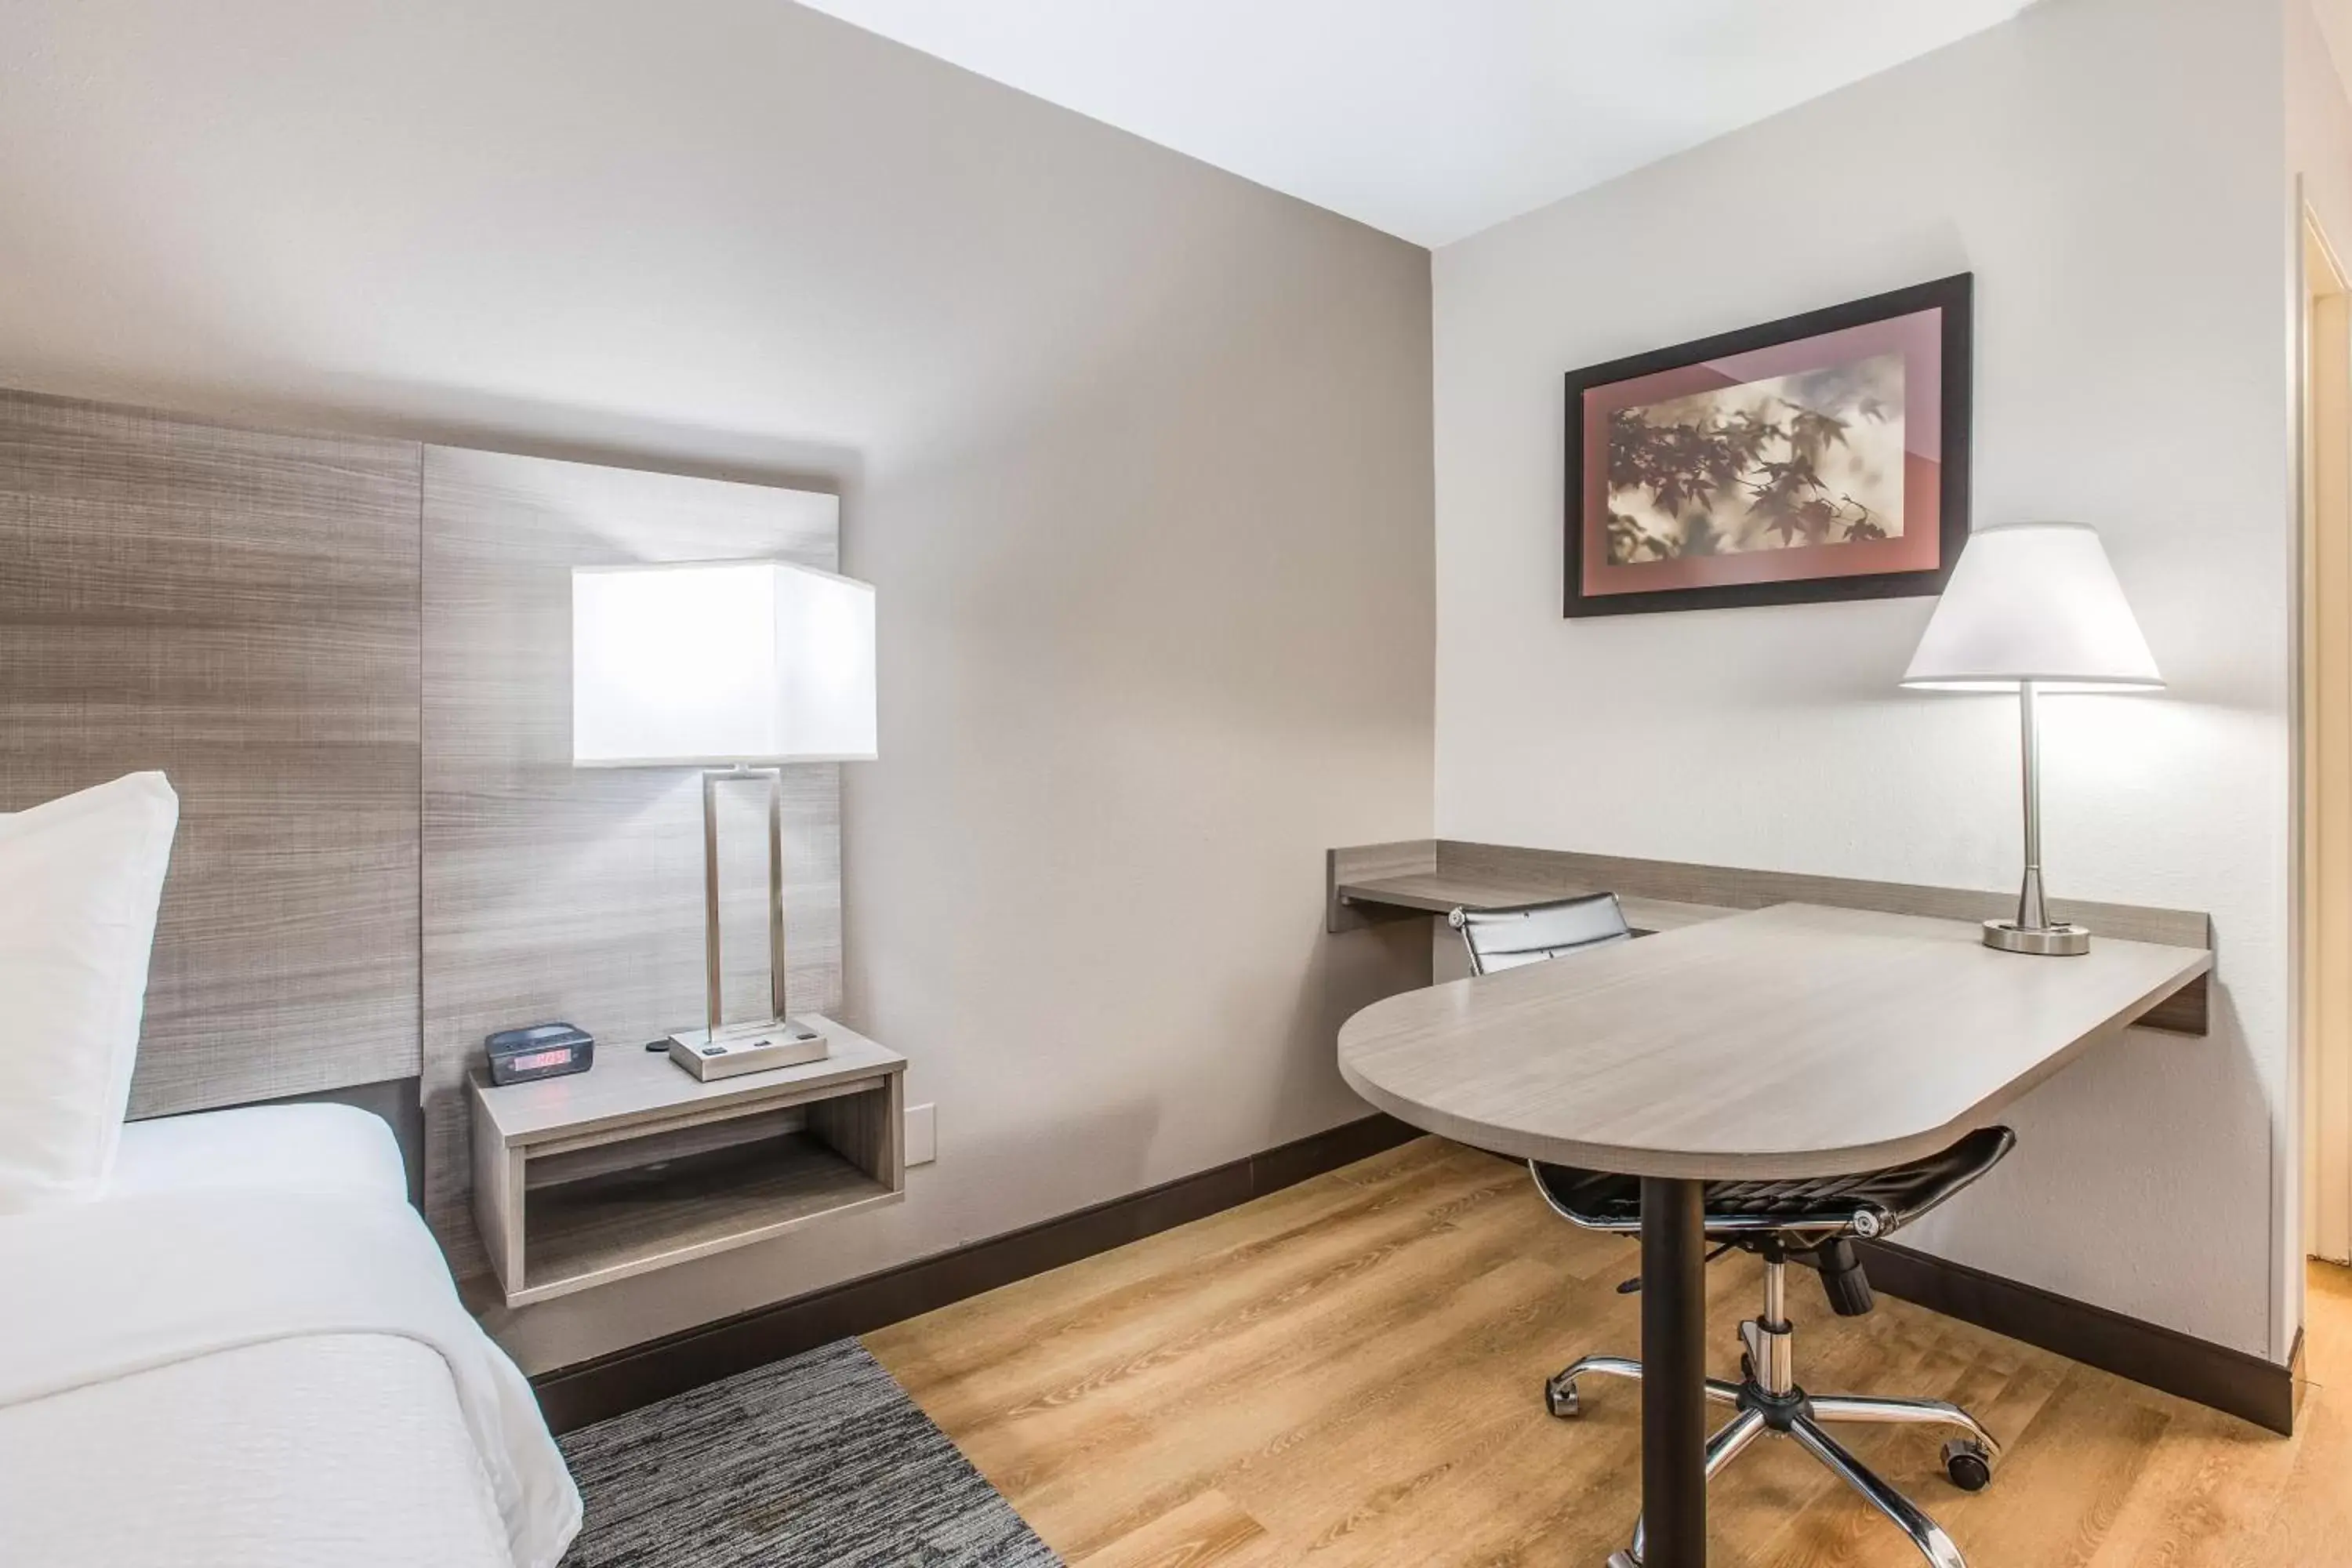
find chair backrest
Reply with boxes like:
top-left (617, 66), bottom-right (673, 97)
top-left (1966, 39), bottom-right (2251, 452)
top-left (1448, 893), bottom-right (1632, 975)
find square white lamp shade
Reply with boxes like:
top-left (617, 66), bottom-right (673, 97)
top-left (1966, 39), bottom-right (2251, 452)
top-left (572, 561), bottom-right (877, 766)
top-left (1900, 521), bottom-right (2161, 693)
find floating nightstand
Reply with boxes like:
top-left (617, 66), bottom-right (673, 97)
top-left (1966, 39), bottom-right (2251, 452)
top-left (468, 1015), bottom-right (905, 1308)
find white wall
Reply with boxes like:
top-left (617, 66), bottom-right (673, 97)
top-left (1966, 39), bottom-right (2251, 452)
top-left (1435, 0), bottom-right (2294, 1356)
top-left (0, 0), bottom-right (1436, 1370)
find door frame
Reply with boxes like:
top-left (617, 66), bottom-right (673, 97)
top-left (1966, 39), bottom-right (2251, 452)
top-left (2300, 193), bottom-right (2351, 1265)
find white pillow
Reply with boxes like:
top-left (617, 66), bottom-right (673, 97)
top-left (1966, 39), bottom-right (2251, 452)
top-left (0, 771), bottom-right (180, 1211)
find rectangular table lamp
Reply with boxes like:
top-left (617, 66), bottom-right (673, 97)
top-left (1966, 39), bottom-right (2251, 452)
top-left (1900, 521), bottom-right (2161, 954)
top-left (573, 560), bottom-right (876, 1061)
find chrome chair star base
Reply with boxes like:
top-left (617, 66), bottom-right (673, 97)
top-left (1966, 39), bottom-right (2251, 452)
top-left (1555, 1242), bottom-right (2000, 1568)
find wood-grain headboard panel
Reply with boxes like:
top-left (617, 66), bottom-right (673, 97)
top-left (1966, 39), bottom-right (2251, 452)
top-left (0, 390), bottom-right (423, 1115)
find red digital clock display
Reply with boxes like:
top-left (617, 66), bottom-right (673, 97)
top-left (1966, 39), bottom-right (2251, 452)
top-left (509, 1046), bottom-right (577, 1073)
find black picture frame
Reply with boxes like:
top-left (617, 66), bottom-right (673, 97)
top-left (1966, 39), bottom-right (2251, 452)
top-left (1563, 272), bottom-right (1973, 619)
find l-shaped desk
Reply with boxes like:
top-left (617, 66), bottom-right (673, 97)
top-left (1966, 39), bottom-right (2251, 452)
top-left (1328, 840), bottom-right (2215, 1568)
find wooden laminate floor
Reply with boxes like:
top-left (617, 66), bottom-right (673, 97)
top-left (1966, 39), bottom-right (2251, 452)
top-left (866, 1137), bottom-right (2352, 1567)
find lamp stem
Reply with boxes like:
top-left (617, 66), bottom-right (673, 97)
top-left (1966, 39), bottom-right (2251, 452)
top-left (2016, 681), bottom-right (2047, 931)
top-left (701, 764), bottom-right (790, 1040)
top-left (768, 766), bottom-right (788, 1026)
top-left (1980, 679), bottom-right (2088, 954)
top-left (703, 770), bottom-right (728, 1039)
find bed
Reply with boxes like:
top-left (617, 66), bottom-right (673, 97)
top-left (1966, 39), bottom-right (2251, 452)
top-left (0, 1102), bottom-right (580, 1568)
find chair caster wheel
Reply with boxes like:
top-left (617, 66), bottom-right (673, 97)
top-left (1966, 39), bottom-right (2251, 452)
top-left (1943, 1438), bottom-right (1994, 1492)
top-left (1606, 1552), bottom-right (1642, 1568)
top-left (1544, 1379), bottom-right (1580, 1417)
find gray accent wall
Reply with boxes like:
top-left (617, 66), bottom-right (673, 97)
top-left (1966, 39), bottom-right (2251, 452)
top-left (0, 393), bottom-right (424, 1116)
top-left (0, 0), bottom-right (1435, 1367)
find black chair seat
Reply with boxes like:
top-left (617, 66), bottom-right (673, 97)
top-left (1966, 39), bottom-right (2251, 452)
top-left (1533, 1125), bottom-right (2014, 1240)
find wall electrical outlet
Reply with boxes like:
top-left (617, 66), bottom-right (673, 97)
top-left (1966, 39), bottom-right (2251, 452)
top-left (906, 1102), bottom-right (937, 1167)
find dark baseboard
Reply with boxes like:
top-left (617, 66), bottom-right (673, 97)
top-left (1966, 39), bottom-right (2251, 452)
top-left (1856, 1237), bottom-right (2296, 1436)
top-left (531, 1111), bottom-right (1421, 1434)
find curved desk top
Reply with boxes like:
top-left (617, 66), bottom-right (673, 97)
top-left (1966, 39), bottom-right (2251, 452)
top-left (1338, 902), bottom-right (2212, 1181)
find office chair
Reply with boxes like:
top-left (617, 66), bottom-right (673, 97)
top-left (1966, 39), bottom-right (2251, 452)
top-left (1451, 897), bottom-right (2014, 1568)
top-left (1446, 892), bottom-right (1635, 971)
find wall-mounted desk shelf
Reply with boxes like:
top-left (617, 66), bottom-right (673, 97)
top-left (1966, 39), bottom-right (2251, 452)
top-left (469, 1015), bottom-right (906, 1308)
top-left (1330, 839), bottom-right (2215, 1037)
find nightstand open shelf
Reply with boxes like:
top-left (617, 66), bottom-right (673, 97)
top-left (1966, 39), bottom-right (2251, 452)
top-left (470, 1015), bottom-right (906, 1308)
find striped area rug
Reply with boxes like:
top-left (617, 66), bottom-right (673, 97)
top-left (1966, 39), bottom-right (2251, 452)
top-left (558, 1338), bottom-right (1062, 1567)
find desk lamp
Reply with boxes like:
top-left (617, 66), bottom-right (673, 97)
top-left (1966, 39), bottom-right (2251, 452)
top-left (572, 560), bottom-right (877, 1056)
top-left (1901, 521), bottom-right (2161, 954)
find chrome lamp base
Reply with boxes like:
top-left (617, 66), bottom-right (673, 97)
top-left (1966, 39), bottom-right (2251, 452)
top-left (666, 1015), bottom-right (830, 1081)
top-left (1981, 919), bottom-right (2089, 956)
top-left (666, 1014), bottom-right (829, 1053)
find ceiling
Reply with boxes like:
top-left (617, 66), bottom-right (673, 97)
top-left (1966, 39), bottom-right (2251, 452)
top-left (794, 1), bottom-right (2037, 248)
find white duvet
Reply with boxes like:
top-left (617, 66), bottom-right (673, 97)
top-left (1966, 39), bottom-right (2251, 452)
top-left (0, 1188), bottom-right (581, 1568)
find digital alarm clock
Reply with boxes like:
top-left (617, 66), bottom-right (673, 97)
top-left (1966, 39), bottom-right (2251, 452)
top-left (485, 1022), bottom-right (595, 1086)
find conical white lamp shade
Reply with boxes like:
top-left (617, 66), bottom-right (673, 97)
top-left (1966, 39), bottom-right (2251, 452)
top-left (1901, 521), bottom-right (2161, 693)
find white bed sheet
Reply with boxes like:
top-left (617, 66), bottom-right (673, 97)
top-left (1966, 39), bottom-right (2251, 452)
top-left (111, 1101), bottom-right (408, 1200)
top-left (0, 1335), bottom-right (514, 1568)
top-left (0, 1104), bottom-right (579, 1568)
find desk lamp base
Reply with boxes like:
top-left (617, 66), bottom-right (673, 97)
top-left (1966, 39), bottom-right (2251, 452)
top-left (1983, 919), bottom-right (2090, 956)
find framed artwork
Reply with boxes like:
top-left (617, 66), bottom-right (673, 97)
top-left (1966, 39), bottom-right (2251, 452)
top-left (1563, 273), bottom-right (1972, 618)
